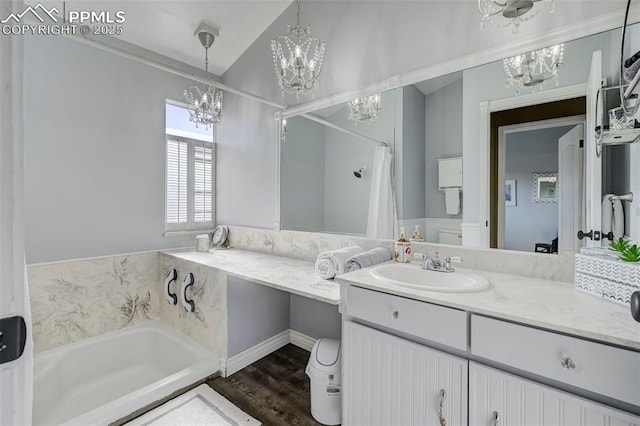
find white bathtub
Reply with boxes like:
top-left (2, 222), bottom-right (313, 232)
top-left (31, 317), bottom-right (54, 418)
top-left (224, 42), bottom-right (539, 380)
top-left (33, 321), bottom-right (219, 426)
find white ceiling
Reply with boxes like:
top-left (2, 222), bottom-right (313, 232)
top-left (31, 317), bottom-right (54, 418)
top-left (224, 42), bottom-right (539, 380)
top-left (35, 0), bottom-right (292, 76)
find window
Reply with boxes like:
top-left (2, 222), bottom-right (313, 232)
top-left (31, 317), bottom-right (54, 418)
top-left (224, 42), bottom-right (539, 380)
top-left (165, 102), bottom-right (215, 233)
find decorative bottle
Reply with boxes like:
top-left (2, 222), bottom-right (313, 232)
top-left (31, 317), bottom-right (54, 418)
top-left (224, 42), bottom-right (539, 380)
top-left (395, 227), bottom-right (412, 263)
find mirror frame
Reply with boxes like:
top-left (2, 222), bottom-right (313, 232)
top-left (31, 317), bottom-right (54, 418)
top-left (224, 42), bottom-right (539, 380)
top-left (533, 173), bottom-right (559, 203)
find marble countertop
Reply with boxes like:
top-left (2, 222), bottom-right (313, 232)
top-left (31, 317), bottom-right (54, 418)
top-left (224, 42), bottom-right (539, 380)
top-left (337, 262), bottom-right (640, 350)
top-left (162, 249), bottom-right (340, 305)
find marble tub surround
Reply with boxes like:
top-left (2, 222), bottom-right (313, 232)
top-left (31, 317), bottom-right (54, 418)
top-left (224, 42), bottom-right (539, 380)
top-left (158, 253), bottom-right (227, 359)
top-left (163, 249), bottom-right (339, 305)
top-left (227, 226), bottom-right (574, 283)
top-left (337, 262), bottom-right (640, 350)
top-left (28, 252), bottom-right (160, 352)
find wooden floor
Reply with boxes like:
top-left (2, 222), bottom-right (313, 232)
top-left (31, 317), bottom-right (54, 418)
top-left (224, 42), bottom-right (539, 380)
top-left (207, 344), bottom-right (324, 426)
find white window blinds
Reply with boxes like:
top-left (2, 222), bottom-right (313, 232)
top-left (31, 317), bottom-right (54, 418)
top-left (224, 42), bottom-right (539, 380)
top-left (166, 136), bottom-right (214, 231)
top-left (194, 145), bottom-right (213, 223)
top-left (166, 139), bottom-right (188, 224)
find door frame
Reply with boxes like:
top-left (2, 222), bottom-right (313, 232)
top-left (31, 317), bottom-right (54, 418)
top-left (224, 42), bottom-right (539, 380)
top-left (496, 116), bottom-right (586, 249)
top-left (477, 83), bottom-right (587, 249)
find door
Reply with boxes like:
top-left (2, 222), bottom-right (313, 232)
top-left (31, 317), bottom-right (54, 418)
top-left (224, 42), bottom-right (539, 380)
top-left (558, 124), bottom-right (585, 255)
top-left (0, 0), bottom-right (33, 424)
top-left (469, 362), bottom-right (640, 426)
top-left (343, 321), bottom-right (467, 426)
top-left (584, 50), bottom-right (603, 247)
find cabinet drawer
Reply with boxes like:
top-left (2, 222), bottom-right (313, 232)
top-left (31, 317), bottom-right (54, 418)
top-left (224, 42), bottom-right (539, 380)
top-left (346, 285), bottom-right (467, 351)
top-left (471, 315), bottom-right (640, 406)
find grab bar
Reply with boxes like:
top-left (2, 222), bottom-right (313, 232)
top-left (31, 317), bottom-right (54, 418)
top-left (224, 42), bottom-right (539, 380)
top-left (180, 273), bottom-right (196, 313)
top-left (164, 269), bottom-right (178, 306)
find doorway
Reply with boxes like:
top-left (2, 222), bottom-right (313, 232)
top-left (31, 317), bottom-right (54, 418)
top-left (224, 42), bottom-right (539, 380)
top-left (496, 117), bottom-right (585, 253)
top-left (489, 97), bottom-right (586, 248)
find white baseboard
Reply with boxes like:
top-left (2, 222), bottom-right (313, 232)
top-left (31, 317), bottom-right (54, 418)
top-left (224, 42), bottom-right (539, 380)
top-left (289, 330), bottom-right (317, 351)
top-left (222, 329), bottom-right (317, 377)
top-left (224, 330), bottom-right (290, 377)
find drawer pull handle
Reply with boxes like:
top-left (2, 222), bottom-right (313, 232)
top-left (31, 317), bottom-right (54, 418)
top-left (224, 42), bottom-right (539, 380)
top-left (438, 388), bottom-right (447, 426)
top-left (560, 356), bottom-right (576, 370)
top-left (492, 411), bottom-right (500, 425)
top-left (391, 310), bottom-right (399, 319)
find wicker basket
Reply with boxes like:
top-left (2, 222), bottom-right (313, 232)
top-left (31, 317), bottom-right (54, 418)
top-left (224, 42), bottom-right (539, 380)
top-left (574, 253), bottom-right (640, 306)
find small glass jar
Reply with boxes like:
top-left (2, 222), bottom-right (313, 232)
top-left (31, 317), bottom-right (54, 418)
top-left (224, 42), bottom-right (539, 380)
top-left (196, 234), bottom-right (210, 252)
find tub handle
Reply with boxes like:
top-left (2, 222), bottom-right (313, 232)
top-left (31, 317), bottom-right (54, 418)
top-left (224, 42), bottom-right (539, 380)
top-left (164, 269), bottom-right (178, 306)
top-left (181, 273), bottom-right (196, 313)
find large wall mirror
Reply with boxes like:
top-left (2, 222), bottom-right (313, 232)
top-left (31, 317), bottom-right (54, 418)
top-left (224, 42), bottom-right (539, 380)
top-left (279, 22), bottom-right (640, 255)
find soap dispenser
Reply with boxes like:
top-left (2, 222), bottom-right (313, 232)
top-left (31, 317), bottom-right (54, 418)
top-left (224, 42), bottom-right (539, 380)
top-left (395, 227), bottom-right (411, 263)
top-left (410, 225), bottom-right (424, 242)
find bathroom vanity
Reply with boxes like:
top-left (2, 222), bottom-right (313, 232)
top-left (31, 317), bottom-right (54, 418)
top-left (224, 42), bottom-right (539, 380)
top-left (338, 264), bottom-right (640, 425)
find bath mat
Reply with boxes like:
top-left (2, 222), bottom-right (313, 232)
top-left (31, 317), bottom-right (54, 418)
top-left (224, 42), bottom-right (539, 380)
top-left (126, 384), bottom-right (261, 426)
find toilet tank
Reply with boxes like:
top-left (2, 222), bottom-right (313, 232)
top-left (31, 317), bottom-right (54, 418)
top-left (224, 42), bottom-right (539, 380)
top-left (438, 229), bottom-right (462, 245)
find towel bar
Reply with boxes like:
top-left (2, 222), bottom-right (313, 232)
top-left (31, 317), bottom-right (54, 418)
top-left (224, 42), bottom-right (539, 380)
top-left (609, 192), bottom-right (634, 202)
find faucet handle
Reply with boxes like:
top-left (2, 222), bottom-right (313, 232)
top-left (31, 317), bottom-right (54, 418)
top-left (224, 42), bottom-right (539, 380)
top-left (446, 256), bottom-right (462, 264)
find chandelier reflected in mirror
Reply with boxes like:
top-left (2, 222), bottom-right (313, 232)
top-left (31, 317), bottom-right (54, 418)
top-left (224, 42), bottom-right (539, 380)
top-left (478, 0), bottom-right (555, 34)
top-left (270, 0), bottom-right (326, 96)
top-left (503, 43), bottom-right (564, 93)
top-left (347, 94), bottom-right (382, 125)
top-left (184, 28), bottom-right (223, 130)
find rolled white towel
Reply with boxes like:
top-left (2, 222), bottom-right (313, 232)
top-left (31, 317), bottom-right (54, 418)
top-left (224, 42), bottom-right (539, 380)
top-left (345, 247), bottom-right (393, 273)
top-left (315, 246), bottom-right (365, 279)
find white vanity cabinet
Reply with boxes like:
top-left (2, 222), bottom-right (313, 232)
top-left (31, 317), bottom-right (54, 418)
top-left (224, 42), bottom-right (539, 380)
top-left (341, 284), bottom-right (640, 425)
top-left (469, 362), bottom-right (640, 426)
top-left (343, 321), bottom-right (468, 426)
top-left (343, 285), bottom-right (468, 425)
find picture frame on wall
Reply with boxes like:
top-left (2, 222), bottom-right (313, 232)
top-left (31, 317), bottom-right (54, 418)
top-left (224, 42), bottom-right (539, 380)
top-left (533, 172), bottom-right (558, 203)
top-left (505, 179), bottom-right (516, 207)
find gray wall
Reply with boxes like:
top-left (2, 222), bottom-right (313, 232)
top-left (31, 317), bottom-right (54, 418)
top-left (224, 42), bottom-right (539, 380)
top-left (24, 34), bottom-right (196, 264)
top-left (280, 116), bottom-right (326, 232)
top-left (227, 276), bottom-right (290, 356)
top-left (424, 79), bottom-right (463, 219)
top-left (323, 127), bottom-right (375, 235)
top-left (215, 92), bottom-right (281, 229)
top-left (400, 85), bottom-right (426, 220)
top-left (504, 127), bottom-right (573, 252)
top-left (290, 294), bottom-right (341, 340)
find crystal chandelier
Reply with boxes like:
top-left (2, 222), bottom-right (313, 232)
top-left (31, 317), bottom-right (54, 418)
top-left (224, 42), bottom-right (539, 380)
top-left (503, 44), bottom-right (564, 93)
top-left (347, 94), bottom-right (382, 125)
top-left (270, 0), bottom-right (326, 96)
top-left (478, 0), bottom-right (555, 34)
top-left (184, 29), bottom-right (223, 129)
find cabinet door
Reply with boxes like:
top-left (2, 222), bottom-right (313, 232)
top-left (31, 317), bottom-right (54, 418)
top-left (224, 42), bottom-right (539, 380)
top-left (469, 362), bottom-right (640, 426)
top-left (343, 321), bottom-right (467, 426)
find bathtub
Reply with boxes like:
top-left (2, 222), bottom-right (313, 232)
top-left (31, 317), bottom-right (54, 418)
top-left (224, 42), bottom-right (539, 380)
top-left (33, 321), bottom-right (219, 426)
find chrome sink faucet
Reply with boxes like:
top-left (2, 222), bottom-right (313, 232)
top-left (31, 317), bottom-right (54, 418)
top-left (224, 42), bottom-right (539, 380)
top-left (415, 252), bottom-right (461, 273)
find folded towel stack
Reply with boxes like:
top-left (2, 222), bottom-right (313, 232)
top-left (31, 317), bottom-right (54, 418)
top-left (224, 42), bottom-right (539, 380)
top-left (345, 247), bottom-right (393, 273)
top-left (315, 246), bottom-right (365, 279)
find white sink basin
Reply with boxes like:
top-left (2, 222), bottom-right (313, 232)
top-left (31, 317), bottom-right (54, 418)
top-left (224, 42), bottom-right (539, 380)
top-left (370, 263), bottom-right (489, 293)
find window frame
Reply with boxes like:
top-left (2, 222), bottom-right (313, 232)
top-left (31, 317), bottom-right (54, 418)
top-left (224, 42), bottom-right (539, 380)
top-left (164, 124), bottom-right (216, 235)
